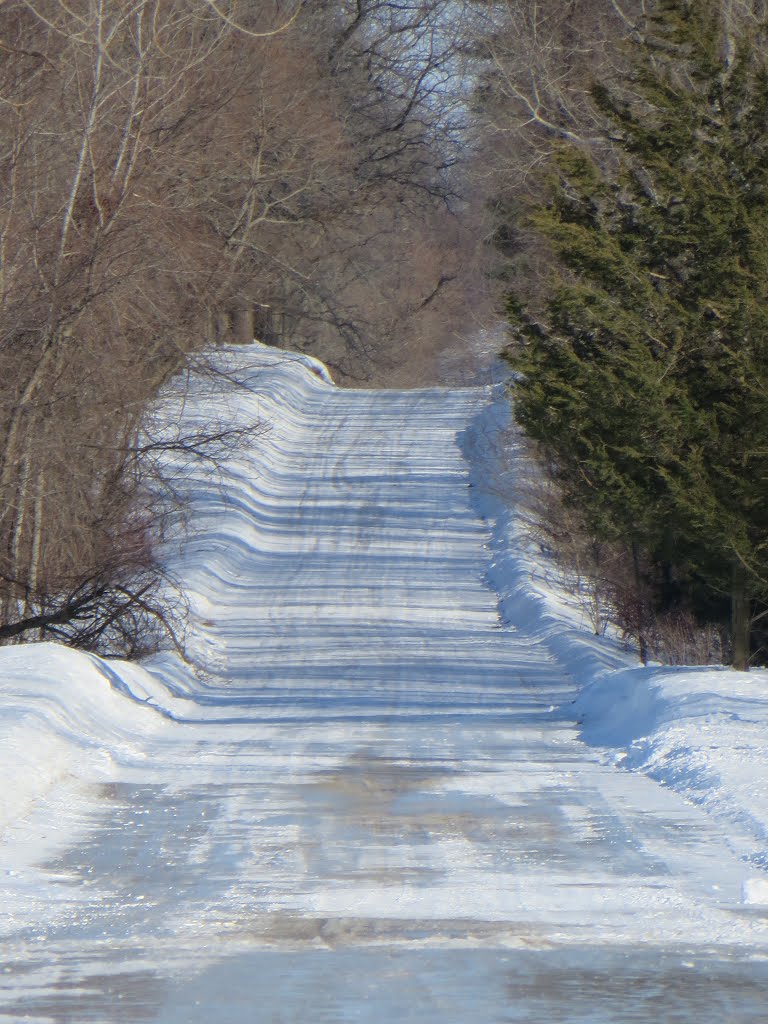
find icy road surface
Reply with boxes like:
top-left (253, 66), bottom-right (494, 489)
top-left (1, 346), bottom-right (768, 1022)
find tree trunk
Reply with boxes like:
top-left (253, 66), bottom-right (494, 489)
top-left (215, 311), bottom-right (232, 346)
top-left (232, 306), bottom-right (254, 345)
top-left (731, 563), bottom-right (751, 672)
top-left (631, 541), bottom-right (649, 666)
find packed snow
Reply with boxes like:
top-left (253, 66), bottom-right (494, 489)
top-left (1, 342), bottom-right (768, 1021)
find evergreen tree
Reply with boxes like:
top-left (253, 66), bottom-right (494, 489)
top-left (505, 0), bottom-right (768, 669)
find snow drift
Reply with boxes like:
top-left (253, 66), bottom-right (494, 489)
top-left (464, 387), bottom-right (768, 883)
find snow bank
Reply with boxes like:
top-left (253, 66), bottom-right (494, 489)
top-left (464, 385), bottom-right (768, 878)
top-left (575, 665), bottom-right (768, 875)
top-left (0, 345), bottom-right (337, 849)
top-left (0, 643), bottom-right (170, 850)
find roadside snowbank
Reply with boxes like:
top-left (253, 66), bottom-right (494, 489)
top-left (0, 641), bottom-right (173, 874)
top-left (465, 386), bottom-right (768, 879)
top-left (575, 666), bottom-right (768, 871)
top-left (0, 344), bottom-right (338, 857)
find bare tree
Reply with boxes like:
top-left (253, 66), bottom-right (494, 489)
top-left (264, 0), bottom-right (490, 382)
top-left (0, 0), bottom-right (490, 651)
top-left (0, 1), bottom-right (303, 649)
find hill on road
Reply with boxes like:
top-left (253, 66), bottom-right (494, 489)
top-left (1, 344), bottom-right (768, 1022)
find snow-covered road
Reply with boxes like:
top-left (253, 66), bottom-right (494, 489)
top-left (1, 346), bottom-right (768, 1021)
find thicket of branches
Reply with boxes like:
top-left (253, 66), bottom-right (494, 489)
top-left (0, 0), bottom-right (485, 653)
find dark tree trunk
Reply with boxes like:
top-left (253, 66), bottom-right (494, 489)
top-left (232, 306), bottom-right (254, 345)
top-left (631, 541), bottom-right (649, 666)
top-left (731, 563), bottom-right (751, 672)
